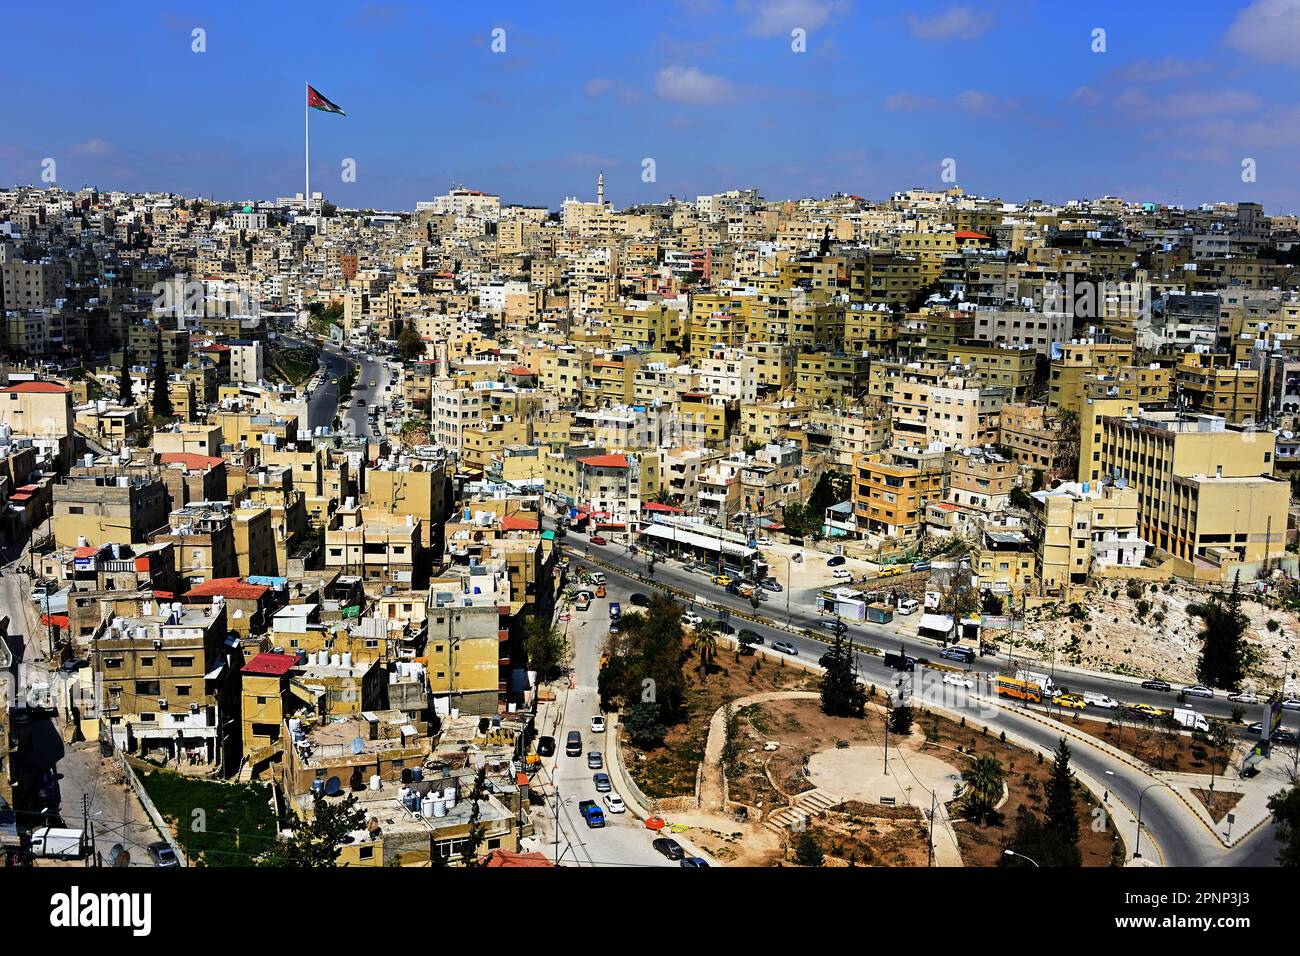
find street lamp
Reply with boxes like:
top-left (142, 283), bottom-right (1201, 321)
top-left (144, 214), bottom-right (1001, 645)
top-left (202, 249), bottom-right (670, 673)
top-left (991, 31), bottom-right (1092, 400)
top-left (1003, 848), bottom-right (1039, 867)
top-left (1133, 781), bottom-right (1171, 860)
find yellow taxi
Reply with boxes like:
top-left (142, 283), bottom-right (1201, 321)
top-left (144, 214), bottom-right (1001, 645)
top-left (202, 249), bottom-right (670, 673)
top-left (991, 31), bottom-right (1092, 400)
top-left (712, 575), bottom-right (733, 588)
top-left (1052, 693), bottom-right (1087, 710)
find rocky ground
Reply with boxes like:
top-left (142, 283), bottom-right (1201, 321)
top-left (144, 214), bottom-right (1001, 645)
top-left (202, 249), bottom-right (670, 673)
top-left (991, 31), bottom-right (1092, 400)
top-left (1009, 580), bottom-right (1299, 692)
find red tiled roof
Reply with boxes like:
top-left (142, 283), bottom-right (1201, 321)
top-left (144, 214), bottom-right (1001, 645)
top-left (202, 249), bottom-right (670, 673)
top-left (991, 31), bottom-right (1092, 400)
top-left (505, 366), bottom-right (533, 375)
top-left (73, 546), bottom-right (101, 558)
top-left (159, 452), bottom-right (224, 470)
top-left (643, 502), bottom-right (684, 514)
top-left (578, 454), bottom-right (629, 468)
top-left (185, 577), bottom-right (270, 601)
top-left (201, 343), bottom-right (230, 352)
top-left (483, 850), bottom-right (553, 868)
top-left (501, 514), bottom-right (540, 531)
top-left (954, 230), bottom-right (990, 240)
top-left (2, 381), bottom-right (70, 394)
top-left (243, 652), bottom-right (297, 677)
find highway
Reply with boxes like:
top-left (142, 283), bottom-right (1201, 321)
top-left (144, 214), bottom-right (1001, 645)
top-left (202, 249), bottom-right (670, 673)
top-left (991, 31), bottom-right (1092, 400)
top-left (556, 527), bottom-right (1290, 867)
top-left (558, 524), bottom-right (1299, 737)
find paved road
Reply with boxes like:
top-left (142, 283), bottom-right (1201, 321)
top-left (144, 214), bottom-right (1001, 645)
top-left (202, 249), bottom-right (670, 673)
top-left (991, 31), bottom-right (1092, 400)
top-left (529, 576), bottom-right (684, 867)
top-left (559, 533), bottom-right (1286, 866)
top-left (564, 526), bottom-right (1299, 737)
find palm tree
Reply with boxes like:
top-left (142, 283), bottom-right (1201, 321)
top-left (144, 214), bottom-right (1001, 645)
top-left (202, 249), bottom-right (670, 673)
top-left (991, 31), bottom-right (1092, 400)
top-left (691, 620), bottom-right (719, 681)
top-left (961, 755), bottom-right (1006, 825)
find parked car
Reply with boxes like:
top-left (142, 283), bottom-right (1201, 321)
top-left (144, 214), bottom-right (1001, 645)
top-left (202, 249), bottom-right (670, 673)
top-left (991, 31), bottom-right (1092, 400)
top-left (897, 599), bottom-right (920, 615)
top-left (603, 793), bottom-right (626, 813)
top-left (593, 772), bottom-right (612, 792)
top-left (682, 611), bottom-right (703, 627)
top-left (1272, 729), bottom-right (1298, 746)
top-left (680, 856), bottom-right (710, 867)
top-left (755, 536), bottom-right (774, 546)
top-left (537, 736), bottom-right (556, 757)
top-left (1183, 684), bottom-right (1215, 699)
top-left (566, 731), bottom-right (582, 756)
top-left (590, 715), bottom-right (606, 733)
top-left (652, 837), bottom-right (685, 860)
top-left (1124, 703), bottom-right (1162, 721)
top-left (826, 556), bottom-right (846, 567)
top-left (1083, 692), bottom-right (1120, 709)
top-left (832, 568), bottom-right (852, 580)
top-left (772, 641), bottom-right (798, 655)
top-left (711, 575), bottom-right (733, 587)
top-left (587, 752), bottom-right (603, 770)
top-left (1248, 721), bottom-right (1265, 735)
top-left (1141, 679), bottom-right (1172, 692)
top-left (589, 535), bottom-right (608, 546)
top-left (1227, 692), bottom-right (1259, 704)
top-left (1053, 694), bottom-right (1088, 710)
top-left (760, 579), bottom-right (783, 592)
top-left (1281, 697), bottom-right (1300, 711)
top-left (939, 645), bottom-right (974, 663)
top-left (147, 842), bottom-right (180, 868)
top-left (630, 592), bottom-right (651, 606)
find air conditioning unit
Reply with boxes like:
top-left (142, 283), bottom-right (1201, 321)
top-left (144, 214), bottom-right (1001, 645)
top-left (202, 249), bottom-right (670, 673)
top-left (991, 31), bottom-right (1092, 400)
top-left (189, 702), bottom-right (200, 714)
top-left (153, 639), bottom-right (163, 650)
top-left (157, 698), bottom-right (168, 710)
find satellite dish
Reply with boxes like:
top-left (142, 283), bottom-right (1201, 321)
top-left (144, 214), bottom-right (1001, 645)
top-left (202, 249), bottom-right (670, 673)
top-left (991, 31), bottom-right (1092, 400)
top-left (324, 776), bottom-right (343, 797)
top-left (350, 737), bottom-right (366, 755)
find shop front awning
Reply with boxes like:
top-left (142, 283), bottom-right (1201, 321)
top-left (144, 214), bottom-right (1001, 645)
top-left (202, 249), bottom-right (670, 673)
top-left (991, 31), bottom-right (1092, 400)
top-left (917, 613), bottom-right (954, 634)
top-left (641, 524), bottom-right (757, 559)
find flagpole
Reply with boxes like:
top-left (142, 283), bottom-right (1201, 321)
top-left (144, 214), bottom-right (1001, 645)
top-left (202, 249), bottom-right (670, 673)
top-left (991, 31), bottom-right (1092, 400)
top-left (304, 82), bottom-right (310, 213)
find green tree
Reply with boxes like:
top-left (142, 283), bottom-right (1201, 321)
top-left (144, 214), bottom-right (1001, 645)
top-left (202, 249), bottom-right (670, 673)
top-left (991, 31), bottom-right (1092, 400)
top-left (523, 615), bottom-right (567, 681)
top-left (1195, 574), bottom-right (1248, 690)
top-left (889, 701), bottom-right (914, 736)
top-left (794, 831), bottom-right (824, 867)
top-left (961, 755), bottom-right (1005, 825)
top-left (396, 323), bottom-right (425, 361)
top-left (118, 349), bottom-right (134, 405)
top-left (151, 333), bottom-right (172, 418)
top-left (262, 791), bottom-right (366, 867)
top-left (1043, 737), bottom-right (1082, 866)
top-left (981, 591), bottom-right (1004, 615)
top-left (691, 619), bottom-right (719, 682)
top-left (1268, 785), bottom-right (1300, 867)
top-left (621, 701), bottom-right (666, 749)
top-left (818, 628), bottom-right (866, 717)
top-left (461, 766), bottom-right (490, 866)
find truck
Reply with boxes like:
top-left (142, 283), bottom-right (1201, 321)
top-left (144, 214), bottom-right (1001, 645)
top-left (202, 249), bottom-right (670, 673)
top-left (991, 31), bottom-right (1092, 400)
top-left (1015, 670), bottom-right (1059, 697)
top-left (578, 800), bottom-right (606, 828)
top-left (29, 826), bottom-right (87, 859)
top-left (1172, 708), bottom-right (1210, 733)
top-left (883, 652), bottom-right (917, 671)
top-left (609, 602), bottom-right (621, 622)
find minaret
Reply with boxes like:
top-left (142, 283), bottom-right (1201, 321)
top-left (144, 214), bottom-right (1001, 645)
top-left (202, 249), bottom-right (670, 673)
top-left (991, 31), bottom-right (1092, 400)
top-left (597, 171), bottom-right (605, 207)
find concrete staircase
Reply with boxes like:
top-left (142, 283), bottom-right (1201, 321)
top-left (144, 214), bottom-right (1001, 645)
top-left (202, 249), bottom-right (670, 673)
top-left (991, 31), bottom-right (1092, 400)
top-left (763, 788), bottom-right (842, 834)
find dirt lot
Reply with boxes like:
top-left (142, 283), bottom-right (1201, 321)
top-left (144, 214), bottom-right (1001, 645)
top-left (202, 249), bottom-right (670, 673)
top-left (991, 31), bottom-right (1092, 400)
top-left (1013, 581), bottom-right (1299, 690)
top-left (806, 800), bottom-right (932, 867)
top-left (622, 644), bottom-right (819, 800)
top-left (1191, 788), bottom-right (1244, 824)
top-left (920, 712), bottom-right (1124, 867)
top-left (1072, 714), bottom-right (1231, 774)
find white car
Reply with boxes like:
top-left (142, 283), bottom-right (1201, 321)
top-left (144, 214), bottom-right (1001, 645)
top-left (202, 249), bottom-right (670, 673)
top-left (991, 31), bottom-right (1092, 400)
top-left (1227, 692), bottom-right (1259, 705)
top-left (682, 611), bottom-right (703, 627)
top-left (1281, 697), bottom-right (1300, 711)
top-left (590, 715), bottom-right (606, 733)
top-left (756, 536), bottom-right (774, 546)
top-left (942, 673), bottom-right (974, 690)
top-left (832, 568), bottom-right (852, 580)
top-left (603, 793), bottom-right (625, 813)
top-left (1083, 692), bottom-right (1120, 709)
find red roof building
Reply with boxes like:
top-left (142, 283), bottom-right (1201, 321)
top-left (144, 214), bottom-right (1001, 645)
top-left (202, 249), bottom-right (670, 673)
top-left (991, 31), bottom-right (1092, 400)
top-left (577, 454), bottom-right (629, 469)
top-left (184, 577), bottom-right (270, 601)
top-left (1, 381), bottom-right (70, 394)
top-left (242, 653), bottom-right (297, 677)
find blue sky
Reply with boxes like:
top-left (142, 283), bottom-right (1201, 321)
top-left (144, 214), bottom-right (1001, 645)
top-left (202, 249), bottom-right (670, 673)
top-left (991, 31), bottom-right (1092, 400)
top-left (3, 1), bottom-right (1300, 212)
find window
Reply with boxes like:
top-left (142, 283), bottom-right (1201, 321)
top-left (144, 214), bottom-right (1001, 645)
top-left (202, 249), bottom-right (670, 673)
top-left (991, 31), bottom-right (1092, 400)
top-left (175, 685), bottom-right (191, 697)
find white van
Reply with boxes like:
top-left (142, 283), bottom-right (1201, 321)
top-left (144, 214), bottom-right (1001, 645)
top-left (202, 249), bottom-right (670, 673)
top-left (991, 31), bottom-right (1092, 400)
top-left (1083, 691), bottom-right (1119, 709)
top-left (897, 599), bottom-right (920, 615)
top-left (589, 572), bottom-right (606, 585)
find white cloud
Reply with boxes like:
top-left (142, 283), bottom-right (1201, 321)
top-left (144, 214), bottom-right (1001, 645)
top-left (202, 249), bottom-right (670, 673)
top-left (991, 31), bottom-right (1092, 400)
top-left (584, 78), bottom-right (614, 97)
top-left (952, 89), bottom-right (998, 115)
top-left (739, 0), bottom-right (849, 37)
top-left (654, 65), bottom-right (736, 104)
top-left (883, 92), bottom-right (940, 111)
top-left (1109, 56), bottom-right (1210, 84)
top-left (1068, 85), bottom-right (1104, 109)
top-left (1224, 0), bottom-right (1300, 65)
top-left (906, 6), bottom-right (993, 41)
top-left (1115, 88), bottom-right (1264, 119)
top-left (73, 138), bottom-right (113, 156)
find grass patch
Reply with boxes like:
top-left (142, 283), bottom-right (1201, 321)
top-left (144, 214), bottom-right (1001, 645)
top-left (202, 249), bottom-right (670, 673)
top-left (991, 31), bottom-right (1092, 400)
top-left (136, 765), bottom-right (278, 867)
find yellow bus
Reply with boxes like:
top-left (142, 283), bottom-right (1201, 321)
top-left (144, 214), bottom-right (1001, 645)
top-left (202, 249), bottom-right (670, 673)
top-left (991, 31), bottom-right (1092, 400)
top-left (995, 675), bottom-right (1042, 703)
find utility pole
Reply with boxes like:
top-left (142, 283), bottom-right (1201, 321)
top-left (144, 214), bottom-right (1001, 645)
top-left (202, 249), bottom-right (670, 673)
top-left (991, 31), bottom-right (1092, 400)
top-left (927, 789), bottom-right (936, 867)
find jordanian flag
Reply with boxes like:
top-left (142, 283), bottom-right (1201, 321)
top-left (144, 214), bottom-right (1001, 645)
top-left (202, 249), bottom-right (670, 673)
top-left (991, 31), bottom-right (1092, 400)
top-left (307, 85), bottom-right (346, 115)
